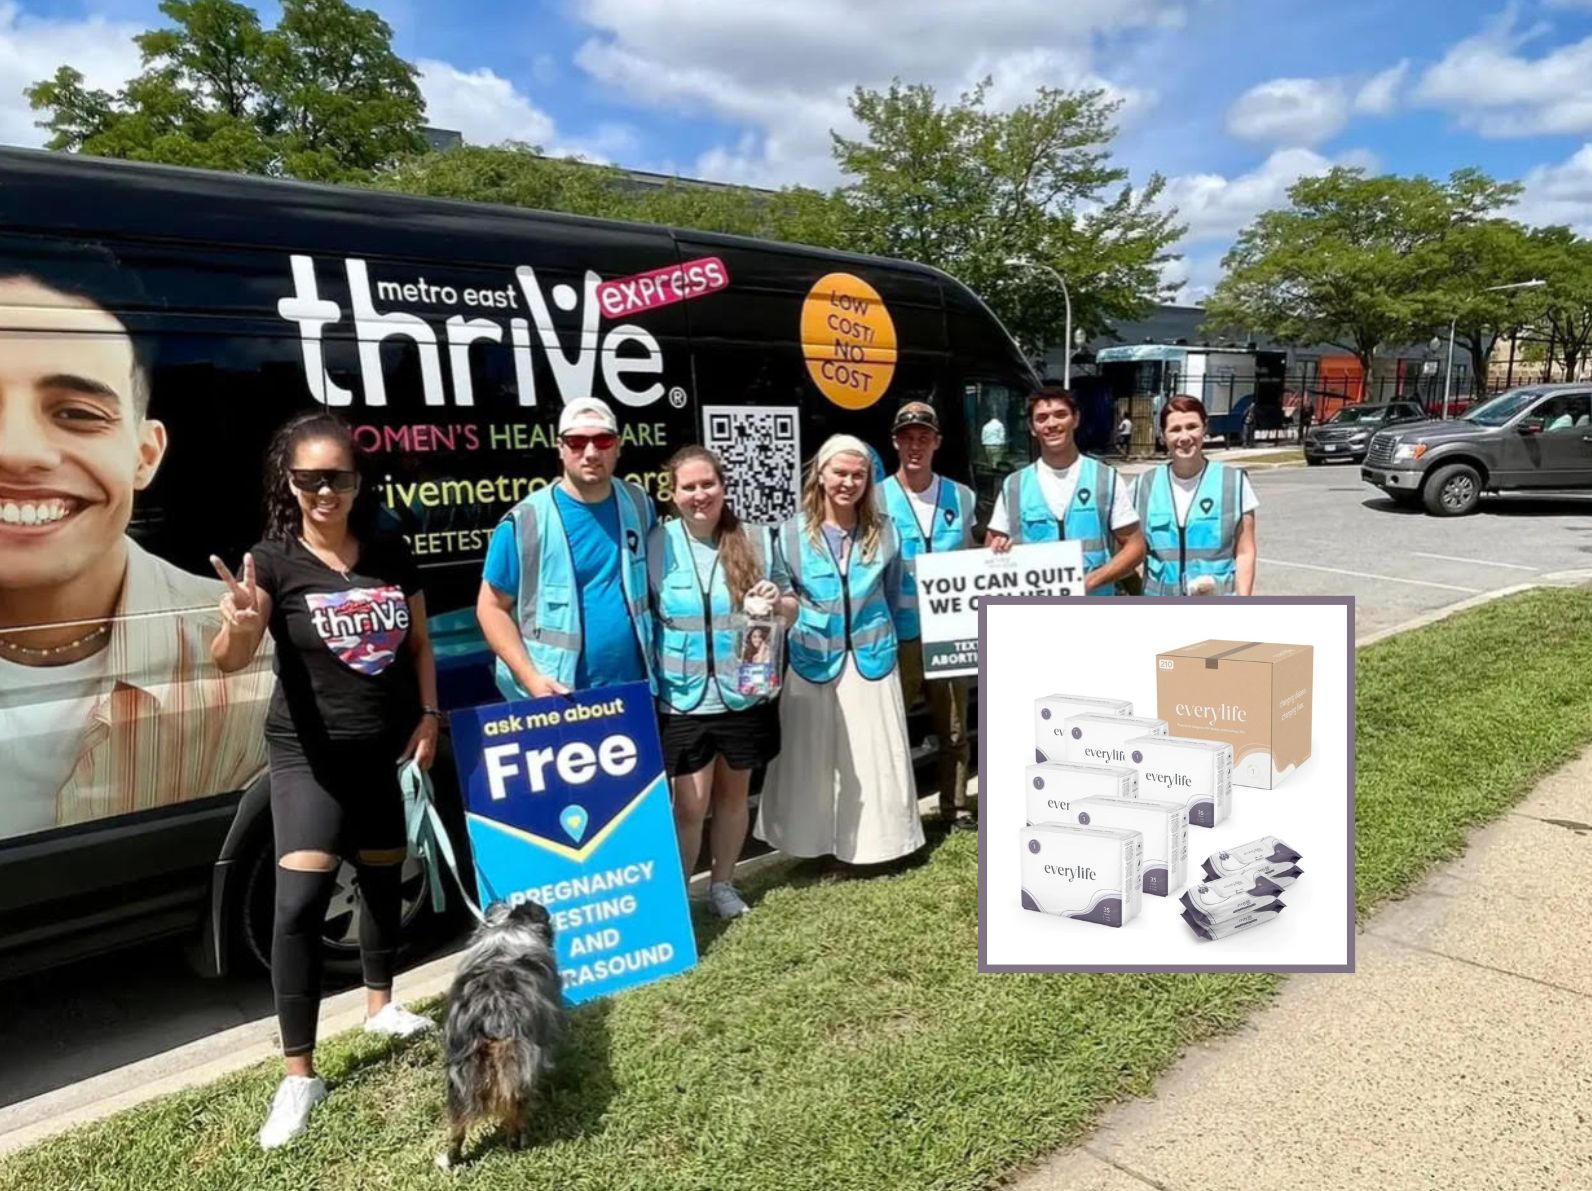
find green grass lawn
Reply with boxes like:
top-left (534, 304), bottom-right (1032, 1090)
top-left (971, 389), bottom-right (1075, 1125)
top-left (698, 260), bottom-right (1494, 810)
top-left (5, 586), bottom-right (1591, 1191)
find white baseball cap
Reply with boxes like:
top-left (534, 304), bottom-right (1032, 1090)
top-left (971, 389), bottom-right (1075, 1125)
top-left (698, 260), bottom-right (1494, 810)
top-left (557, 396), bottom-right (618, 436)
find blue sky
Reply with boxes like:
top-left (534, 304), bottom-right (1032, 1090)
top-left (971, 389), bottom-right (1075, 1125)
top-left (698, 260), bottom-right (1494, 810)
top-left (9, 0), bottom-right (1592, 298)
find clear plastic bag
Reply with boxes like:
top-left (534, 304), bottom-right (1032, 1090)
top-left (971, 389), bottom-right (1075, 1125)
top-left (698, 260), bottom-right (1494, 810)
top-left (732, 613), bottom-right (784, 699)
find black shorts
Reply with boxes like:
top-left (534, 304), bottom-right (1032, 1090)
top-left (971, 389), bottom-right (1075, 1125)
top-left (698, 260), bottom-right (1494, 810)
top-left (658, 701), bottom-right (781, 776)
top-left (267, 733), bottom-right (408, 860)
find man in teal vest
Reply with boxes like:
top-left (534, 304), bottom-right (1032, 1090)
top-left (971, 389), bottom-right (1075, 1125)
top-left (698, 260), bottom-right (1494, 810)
top-left (878, 402), bottom-right (977, 828)
top-left (476, 396), bottom-right (656, 700)
top-left (986, 386), bottom-right (1145, 593)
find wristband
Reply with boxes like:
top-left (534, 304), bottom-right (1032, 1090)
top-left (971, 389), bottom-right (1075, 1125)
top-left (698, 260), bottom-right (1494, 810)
top-left (421, 705), bottom-right (444, 720)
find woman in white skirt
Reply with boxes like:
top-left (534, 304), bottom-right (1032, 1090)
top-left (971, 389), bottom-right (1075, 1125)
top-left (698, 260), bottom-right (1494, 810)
top-left (755, 435), bottom-right (925, 865)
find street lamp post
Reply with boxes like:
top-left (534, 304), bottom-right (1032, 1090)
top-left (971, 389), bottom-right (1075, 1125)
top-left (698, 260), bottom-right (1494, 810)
top-left (1443, 279), bottom-right (1546, 419)
top-left (1006, 258), bottom-right (1072, 388)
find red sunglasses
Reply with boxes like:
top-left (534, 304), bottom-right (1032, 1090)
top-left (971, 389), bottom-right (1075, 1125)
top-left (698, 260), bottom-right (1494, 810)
top-left (561, 432), bottom-right (618, 452)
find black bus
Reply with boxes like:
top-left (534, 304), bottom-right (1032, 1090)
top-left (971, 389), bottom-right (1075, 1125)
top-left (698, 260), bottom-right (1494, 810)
top-left (0, 147), bottom-right (1038, 980)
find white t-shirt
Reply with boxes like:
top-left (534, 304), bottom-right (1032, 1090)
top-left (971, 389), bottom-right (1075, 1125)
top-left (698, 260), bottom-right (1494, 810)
top-left (903, 476), bottom-right (942, 539)
top-left (0, 646), bottom-right (112, 837)
top-left (988, 459), bottom-right (1139, 538)
top-left (1168, 468), bottom-right (1260, 524)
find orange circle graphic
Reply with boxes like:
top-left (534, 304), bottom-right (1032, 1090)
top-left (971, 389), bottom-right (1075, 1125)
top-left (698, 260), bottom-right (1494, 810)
top-left (801, 273), bottom-right (898, 410)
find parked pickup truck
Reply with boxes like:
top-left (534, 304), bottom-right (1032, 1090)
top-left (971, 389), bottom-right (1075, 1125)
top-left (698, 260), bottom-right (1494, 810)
top-left (1361, 384), bottom-right (1592, 515)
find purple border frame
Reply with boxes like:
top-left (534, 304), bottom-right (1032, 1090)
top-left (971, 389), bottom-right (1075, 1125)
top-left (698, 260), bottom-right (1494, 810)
top-left (974, 595), bottom-right (1357, 975)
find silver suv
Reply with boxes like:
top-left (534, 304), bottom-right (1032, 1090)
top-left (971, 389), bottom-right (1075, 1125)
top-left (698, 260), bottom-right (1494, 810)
top-left (1361, 384), bottom-right (1592, 515)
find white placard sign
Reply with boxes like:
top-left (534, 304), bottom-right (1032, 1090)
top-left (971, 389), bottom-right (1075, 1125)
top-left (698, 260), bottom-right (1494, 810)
top-left (914, 541), bottom-right (1086, 678)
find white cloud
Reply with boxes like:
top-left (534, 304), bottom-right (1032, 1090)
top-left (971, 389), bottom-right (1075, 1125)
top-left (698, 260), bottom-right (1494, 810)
top-left (1414, 12), bottom-right (1592, 137)
top-left (1352, 59), bottom-right (1408, 115)
top-left (1159, 146), bottom-right (1337, 245)
top-left (0, 2), bottom-right (144, 148)
top-left (1226, 77), bottom-right (1349, 148)
top-left (568, 0), bottom-right (1185, 187)
top-left (1515, 142), bottom-right (1592, 234)
top-left (416, 58), bottom-right (638, 163)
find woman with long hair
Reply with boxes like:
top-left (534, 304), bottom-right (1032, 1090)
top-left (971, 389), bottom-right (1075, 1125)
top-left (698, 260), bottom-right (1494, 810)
top-left (210, 411), bottom-right (441, 1150)
top-left (754, 435), bottom-right (924, 865)
top-left (1136, 395), bottom-right (1259, 596)
top-left (649, 446), bottom-right (788, 918)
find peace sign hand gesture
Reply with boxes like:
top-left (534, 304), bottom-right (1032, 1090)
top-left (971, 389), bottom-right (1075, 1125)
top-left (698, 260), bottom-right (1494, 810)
top-left (210, 553), bottom-right (263, 630)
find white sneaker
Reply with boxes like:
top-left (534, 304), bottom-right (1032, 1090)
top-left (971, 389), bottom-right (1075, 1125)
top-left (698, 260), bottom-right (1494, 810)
top-left (707, 882), bottom-right (751, 919)
top-left (364, 1002), bottom-right (435, 1039)
top-left (258, 1075), bottom-right (327, 1150)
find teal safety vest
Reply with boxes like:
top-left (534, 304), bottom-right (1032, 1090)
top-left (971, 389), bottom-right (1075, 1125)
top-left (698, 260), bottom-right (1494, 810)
top-left (1000, 456), bottom-right (1121, 596)
top-left (497, 479), bottom-right (656, 698)
top-left (879, 473), bottom-right (975, 642)
top-left (781, 513), bottom-right (905, 684)
top-left (1136, 461), bottom-right (1243, 596)
top-left (647, 518), bottom-right (780, 713)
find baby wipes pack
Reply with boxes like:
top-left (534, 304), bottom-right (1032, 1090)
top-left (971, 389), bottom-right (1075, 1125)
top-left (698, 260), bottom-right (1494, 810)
top-left (1034, 693), bottom-right (1133, 762)
top-left (1024, 761), bottom-right (1139, 824)
top-left (1124, 734), bottom-right (1234, 828)
top-left (1068, 795), bottom-right (1189, 897)
top-left (1181, 902), bottom-right (1285, 941)
top-left (1201, 836), bottom-right (1303, 882)
top-left (1061, 713), bottom-right (1169, 767)
top-left (1180, 870), bottom-right (1286, 925)
top-left (1019, 823), bottom-right (1143, 927)
top-left (1156, 640), bottom-right (1313, 789)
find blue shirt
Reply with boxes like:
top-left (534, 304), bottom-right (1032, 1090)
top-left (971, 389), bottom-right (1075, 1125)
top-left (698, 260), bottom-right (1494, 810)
top-left (484, 487), bottom-right (647, 689)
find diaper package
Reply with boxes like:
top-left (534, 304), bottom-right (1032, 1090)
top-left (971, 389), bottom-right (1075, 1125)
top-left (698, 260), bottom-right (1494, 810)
top-left (1019, 823), bottom-right (1143, 927)
top-left (1034, 693), bottom-right (1133, 762)
top-left (1068, 795), bottom-right (1189, 896)
top-left (1024, 761), bottom-right (1140, 825)
top-left (1156, 640), bottom-right (1313, 789)
top-left (1124, 734), bottom-right (1234, 828)
top-left (1061, 713), bottom-right (1168, 767)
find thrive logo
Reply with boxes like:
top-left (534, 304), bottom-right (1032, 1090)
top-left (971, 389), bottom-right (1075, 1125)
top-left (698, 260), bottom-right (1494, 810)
top-left (278, 255), bottom-right (671, 410)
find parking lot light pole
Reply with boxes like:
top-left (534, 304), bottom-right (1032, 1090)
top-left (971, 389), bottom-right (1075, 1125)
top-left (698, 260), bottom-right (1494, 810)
top-left (1006, 258), bottom-right (1072, 388)
top-left (1445, 279), bottom-right (1546, 419)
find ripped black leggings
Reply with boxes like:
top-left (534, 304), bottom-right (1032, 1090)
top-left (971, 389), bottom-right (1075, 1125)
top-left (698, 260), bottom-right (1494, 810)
top-left (267, 735), bottom-right (408, 1057)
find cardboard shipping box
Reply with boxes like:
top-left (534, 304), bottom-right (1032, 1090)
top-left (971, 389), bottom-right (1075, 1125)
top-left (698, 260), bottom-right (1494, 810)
top-left (1155, 640), bottom-right (1313, 789)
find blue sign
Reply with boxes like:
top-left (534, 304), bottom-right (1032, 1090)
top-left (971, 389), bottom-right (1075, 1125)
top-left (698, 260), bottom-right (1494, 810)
top-left (449, 682), bottom-right (697, 1005)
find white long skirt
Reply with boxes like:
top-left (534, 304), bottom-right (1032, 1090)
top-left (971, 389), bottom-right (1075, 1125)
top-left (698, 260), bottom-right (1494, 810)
top-left (754, 659), bottom-right (925, 865)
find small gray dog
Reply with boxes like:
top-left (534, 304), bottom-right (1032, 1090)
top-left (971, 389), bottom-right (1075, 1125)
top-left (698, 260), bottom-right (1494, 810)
top-left (436, 899), bottom-right (564, 1169)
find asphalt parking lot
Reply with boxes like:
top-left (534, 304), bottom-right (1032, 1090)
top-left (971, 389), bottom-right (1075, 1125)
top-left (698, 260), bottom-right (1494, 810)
top-left (4, 458), bottom-right (1589, 1142)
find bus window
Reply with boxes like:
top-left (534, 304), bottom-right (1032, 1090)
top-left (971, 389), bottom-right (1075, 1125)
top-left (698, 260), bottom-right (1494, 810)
top-left (962, 378), bottom-right (1031, 523)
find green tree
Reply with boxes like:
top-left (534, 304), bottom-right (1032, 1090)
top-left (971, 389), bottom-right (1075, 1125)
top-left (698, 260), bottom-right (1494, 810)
top-left (1205, 167), bottom-right (1516, 378)
top-left (27, 0), bottom-right (426, 181)
top-left (1528, 226), bottom-right (1592, 381)
top-left (377, 143), bottom-right (854, 247)
top-left (831, 79), bottom-right (1183, 351)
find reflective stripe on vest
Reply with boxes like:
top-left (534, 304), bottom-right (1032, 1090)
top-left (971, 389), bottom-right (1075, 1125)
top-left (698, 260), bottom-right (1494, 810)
top-left (646, 519), bottom-right (776, 712)
top-left (499, 480), bottom-right (656, 697)
top-left (780, 513), bottom-right (900, 684)
top-left (1135, 461), bottom-right (1242, 597)
top-left (1001, 457), bottom-right (1120, 595)
top-left (880, 474), bottom-right (975, 641)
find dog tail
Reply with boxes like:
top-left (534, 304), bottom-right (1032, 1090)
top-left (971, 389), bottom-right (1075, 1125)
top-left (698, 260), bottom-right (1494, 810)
top-left (478, 1038), bottom-right (522, 1119)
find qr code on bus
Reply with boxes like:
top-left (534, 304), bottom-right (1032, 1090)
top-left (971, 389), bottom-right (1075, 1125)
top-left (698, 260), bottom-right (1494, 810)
top-left (702, 406), bottom-right (802, 524)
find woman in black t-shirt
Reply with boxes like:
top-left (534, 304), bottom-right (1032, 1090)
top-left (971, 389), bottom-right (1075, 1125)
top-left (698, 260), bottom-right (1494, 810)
top-left (210, 411), bottom-right (441, 1151)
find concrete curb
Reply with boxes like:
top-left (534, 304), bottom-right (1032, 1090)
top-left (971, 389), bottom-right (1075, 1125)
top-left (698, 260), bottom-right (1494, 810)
top-left (0, 789), bottom-right (960, 1158)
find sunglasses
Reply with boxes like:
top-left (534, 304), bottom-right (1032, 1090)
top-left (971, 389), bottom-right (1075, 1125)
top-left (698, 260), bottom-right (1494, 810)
top-left (289, 468), bottom-right (359, 493)
top-left (561, 433), bottom-right (618, 452)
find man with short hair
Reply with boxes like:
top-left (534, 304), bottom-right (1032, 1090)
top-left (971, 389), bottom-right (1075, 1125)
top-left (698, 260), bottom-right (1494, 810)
top-left (878, 401), bottom-right (975, 826)
top-left (0, 272), bottom-right (271, 837)
top-left (986, 386), bottom-right (1145, 593)
top-left (477, 396), bottom-right (656, 700)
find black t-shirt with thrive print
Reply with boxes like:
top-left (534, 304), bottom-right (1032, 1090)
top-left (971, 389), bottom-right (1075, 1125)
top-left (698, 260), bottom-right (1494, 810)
top-left (250, 534), bottom-right (423, 742)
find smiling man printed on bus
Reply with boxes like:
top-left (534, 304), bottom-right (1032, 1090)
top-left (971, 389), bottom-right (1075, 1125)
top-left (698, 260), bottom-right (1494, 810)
top-left (0, 271), bottom-right (272, 839)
